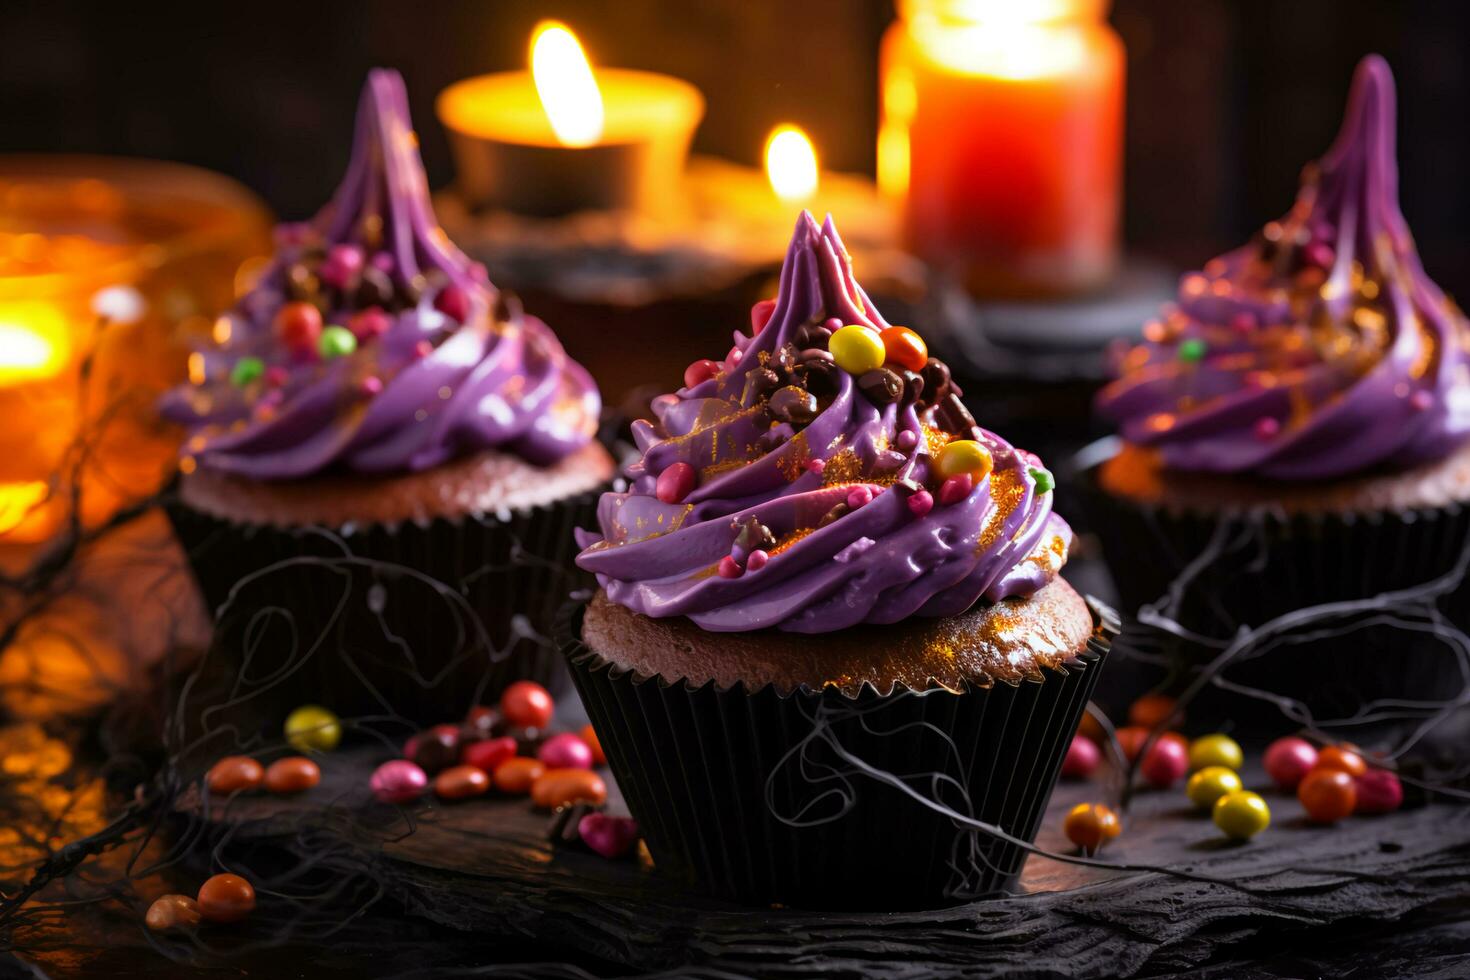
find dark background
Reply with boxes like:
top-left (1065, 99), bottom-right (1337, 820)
top-left (4, 0), bottom-right (1469, 290)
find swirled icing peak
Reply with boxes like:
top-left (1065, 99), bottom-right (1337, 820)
top-left (1098, 55), bottom-right (1470, 481)
top-left (162, 69), bottom-right (600, 479)
top-left (576, 211), bottom-right (1068, 633)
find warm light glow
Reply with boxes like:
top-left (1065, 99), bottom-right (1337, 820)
top-left (878, 65), bottom-right (917, 198)
top-left (530, 21), bottom-right (605, 147)
top-left (0, 302), bottom-right (69, 386)
top-left (765, 126), bottom-right (819, 202)
top-left (0, 480), bottom-right (51, 541)
top-left (908, 0), bottom-right (1092, 80)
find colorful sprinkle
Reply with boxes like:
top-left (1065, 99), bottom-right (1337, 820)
top-left (318, 325), bottom-right (358, 359)
top-left (1230, 312), bottom-right (1257, 333)
top-left (1028, 466), bottom-right (1054, 494)
top-left (264, 366), bottom-right (289, 387)
top-left (229, 357), bottom-right (265, 387)
top-left (906, 489), bottom-right (934, 517)
top-left (1254, 416), bottom-right (1281, 440)
top-left (745, 549), bottom-right (769, 572)
top-left (938, 473), bottom-right (973, 505)
top-left (717, 555), bottom-right (742, 578)
top-left (751, 298), bottom-right (777, 334)
top-left (349, 306), bottom-right (391, 342)
top-left (1410, 389), bottom-right (1434, 412)
top-left (879, 326), bottom-right (928, 373)
top-left (1177, 338), bottom-right (1207, 363)
top-left (434, 283), bottom-right (471, 323)
top-left (274, 301), bottom-right (323, 357)
top-left (726, 345), bottom-right (744, 367)
top-left (414, 340), bottom-right (434, 358)
top-left (655, 461), bottom-right (697, 504)
top-left (1303, 240), bottom-right (1335, 269)
top-left (846, 486), bottom-right (873, 509)
top-left (896, 429), bottom-right (919, 453)
top-left (829, 325), bottom-right (886, 375)
top-left (683, 359), bottom-right (720, 389)
top-left (1213, 790), bottom-right (1270, 839)
top-left (934, 439), bottom-right (994, 482)
top-left (807, 458), bottom-right (826, 475)
top-left (360, 375), bottom-right (383, 395)
top-left (319, 244), bottom-right (364, 288)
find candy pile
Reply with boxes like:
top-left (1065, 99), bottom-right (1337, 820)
top-left (146, 873), bottom-right (256, 932)
top-left (1060, 695), bottom-right (1405, 852)
top-left (369, 681), bottom-right (639, 860)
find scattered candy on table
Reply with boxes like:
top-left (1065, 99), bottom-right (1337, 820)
top-left (196, 874), bottom-right (256, 924)
top-left (1299, 768), bottom-right (1357, 824)
top-left (1264, 736), bottom-right (1318, 791)
top-left (1063, 802), bottom-right (1121, 855)
top-left (1315, 745), bottom-right (1367, 779)
top-left (577, 812), bottom-right (640, 859)
top-left (580, 725), bottom-right (606, 767)
top-left (538, 732), bottom-right (594, 771)
top-left (531, 769), bottom-right (608, 810)
top-left (1186, 766), bottom-right (1243, 811)
top-left (434, 764), bottom-right (492, 801)
top-left (370, 759), bottom-right (429, 805)
top-left (206, 756), bottom-right (264, 795)
top-left (1354, 768), bottom-right (1404, 814)
top-left (264, 757), bottom-right (321, 795)
top-left (501, 681), bottom-right (555, 729)
top-left (1213, 790), bottom-right (1271, 840)
top-left (1115, 727), bottom-right (1186, 763)
top-left (145, 894), bottom-right (201, 932)
top-left (284, 704), bottom-right (342, 753)
top-left (493, 757), bottom-right (546, 795)
top-left (405, 724), bottom-right (461, 774)
top-left (1062, 735), bottom-right (1100, 779)
top-left (1139, 735), bottom-right (1189, 789)
top-left (462, 735), bottom-right (518, 773)
top-left (1188, 734), bottom-right (1243, 773)
top-left (1127, 694), bottom-right (1179, 730)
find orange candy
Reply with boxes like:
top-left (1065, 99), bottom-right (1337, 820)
top-left (145, 894), bottom-right (201, 932)
top-left (196, 873), bottom-right (255, 923)
top-left (531, 768), bottom-right (608, 810)
top-left (206, 756), bottom-right (264, 795)
top-left (1063, 802), bottom-right (1121, 853)
top-left (1314, 745), bottom-right (1367, 779)
top-left (879, 326), bottom-right (928, 373)
top-left (492, 757), bottom-right (546, 794)
top-left (580, 724), bottom-right (607, 766)
top-left (434, 764), bottom-right (491, 801)
top-left (263, 757), bottom-right (320, 795)
top-left (1298, 768), bottom-right (1357, 823)
top-left (1127, 693), bottom-right (1179, 730)
top-left (1115, 726), bottom-right (1186, 763)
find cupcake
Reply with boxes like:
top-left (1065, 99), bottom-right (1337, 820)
top-left (1087, 56), bottom-right (1470, 716)
top-left (564, 211), bottom-right (1114, 910)
top-left (162, 70), bottom-right (612, 722)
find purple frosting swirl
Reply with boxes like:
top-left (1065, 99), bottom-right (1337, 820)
top-left (576, 212), bottom-right (1069, 633)
top-left (161, 69), bottom-right (600, 479)
top-left (1098, 55), bottom-right (1470, 481)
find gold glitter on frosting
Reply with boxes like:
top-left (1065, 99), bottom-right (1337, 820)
top-left (977, 468), bottom-right (1026, 552)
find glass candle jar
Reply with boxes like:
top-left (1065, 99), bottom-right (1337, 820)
top-left (880, 0), bottom-right (1124, 298)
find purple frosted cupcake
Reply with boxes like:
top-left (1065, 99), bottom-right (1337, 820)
top-left (1086, 56), bottom-right (1470, 715)
top-left (561, 212), bottom-right (1113, 909)
top-left (163, 71), bottom-right (612, 721)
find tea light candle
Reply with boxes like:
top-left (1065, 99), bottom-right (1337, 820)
top-left (437, 21), bottom-right (704, 217)
top-left (880, 0), bottom-right (1124, 298)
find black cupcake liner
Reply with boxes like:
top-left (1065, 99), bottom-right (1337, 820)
top-left (1075, 448), bottom-right (1470, 724)
top-left (559, 598), bottom-right (1116, 911)
top-left (166, 484), bottom-right (603, 725)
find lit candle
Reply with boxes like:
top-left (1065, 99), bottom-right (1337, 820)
top-left (880, 0), bottom-right (1124, 298)
top-left (438, 21), bottom-right (704, 217)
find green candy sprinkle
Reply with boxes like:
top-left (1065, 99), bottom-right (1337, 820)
top-left (319, 325), bottom-right (358, 359)
top-left (1177, 338), bottom-right (1208, 363)
top-left (1028, 466), bottom-right (1054, 494)
top-left (229, 356), bottom-right (265, 386)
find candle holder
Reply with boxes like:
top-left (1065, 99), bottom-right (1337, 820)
top-left (438, 69), bottom-right (704, 217)
top-left (880, 0), bottom-right (1125, 299)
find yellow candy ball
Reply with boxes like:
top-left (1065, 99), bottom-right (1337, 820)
top-left (1212, 789), bottom-right (1271, 840)
top-left (829, 325), bottom-right (886, 375)
top-left (1186, 765), bottom-right (1243, 810)
top-left (1188, 733), bottom-right (1244, 772)
top-left (284, 704), bottom-right (342, 753)
top-left (933, 439), bottom-right (994, 482)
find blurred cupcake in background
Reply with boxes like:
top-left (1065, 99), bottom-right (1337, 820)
top-left (563, 211), bottom-right (1114, 910)
top-left (162, 70), bottom-right (612, 723)
top-left (1085, 55), bottom-right (1470, 718)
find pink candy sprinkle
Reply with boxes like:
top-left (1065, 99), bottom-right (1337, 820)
top-left (1231, 312), bottom-right (1257, 333)
top-left (717, 555), bottom-right (742, 578)
top-left (414, 341), bottom-right (434, 359)
top-left (434, 284), bottom-right (471, 324)
top-left (655, 461), bottom-right (697, 504)
top-left (264, 366), bottom-right (289, 388)
top-left (896, 429), bottom-right (919, 453)
top-left (807, 458), bottom-right (826, 475)
top-left (370, 251), bottom-right (395, 273)
top-left (683, 359), bottom-right (719, 389)
top-left (360, 375), bottom-right (383, 395)
top-left (537, 733), bottom-right (594, 771)
top-left (751, 298), bottom-right (777, 334)
top-left (1303, 241), bottom-right (1335, 269)
top-left (1254, 416), bottom-right (1280, 440)
top-left (1411, 389), bottom-right (1434, 412)
top-left (847, 486), bottom-right (873, 510)
top-left (906, 490), bottom-right (934, 517)
top-left (745, 549), bottom-right (769, 572)
top-left (938, 474), bottom-right (974, 506)
top-left (349, 306), bottom-right (391, 342)
top-left (370, 760), bottom-right (428, 805)
top-left (319, 244), bottom-right (364, 288)
top-left (726, 345), bottom-right (744, 367)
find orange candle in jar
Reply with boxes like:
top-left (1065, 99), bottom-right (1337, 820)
top-left (880, 0), bottom-right (1124, 298)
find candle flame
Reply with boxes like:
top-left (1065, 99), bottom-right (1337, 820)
top-left (0, 302), bottom-right (69, 387)
top-left (765, 125), bottom-right (819, 202)
top-left (530, 21), bottom-right (605, 147)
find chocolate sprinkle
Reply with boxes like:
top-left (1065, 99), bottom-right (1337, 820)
top-left (858, 368), bottom-right (904, 406)
top-left (769, 386), bottom-right (818, 426)
top-left (742, 367), bottom-right (783, 405)
top-left (793, 322), bottom-right (834, 350)
top-left (733, 515), bottom-right (777, 554)
top-left (818, 502), bottom-right (850, 528)
top-left (919, 358), bottom-right (951, 409)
